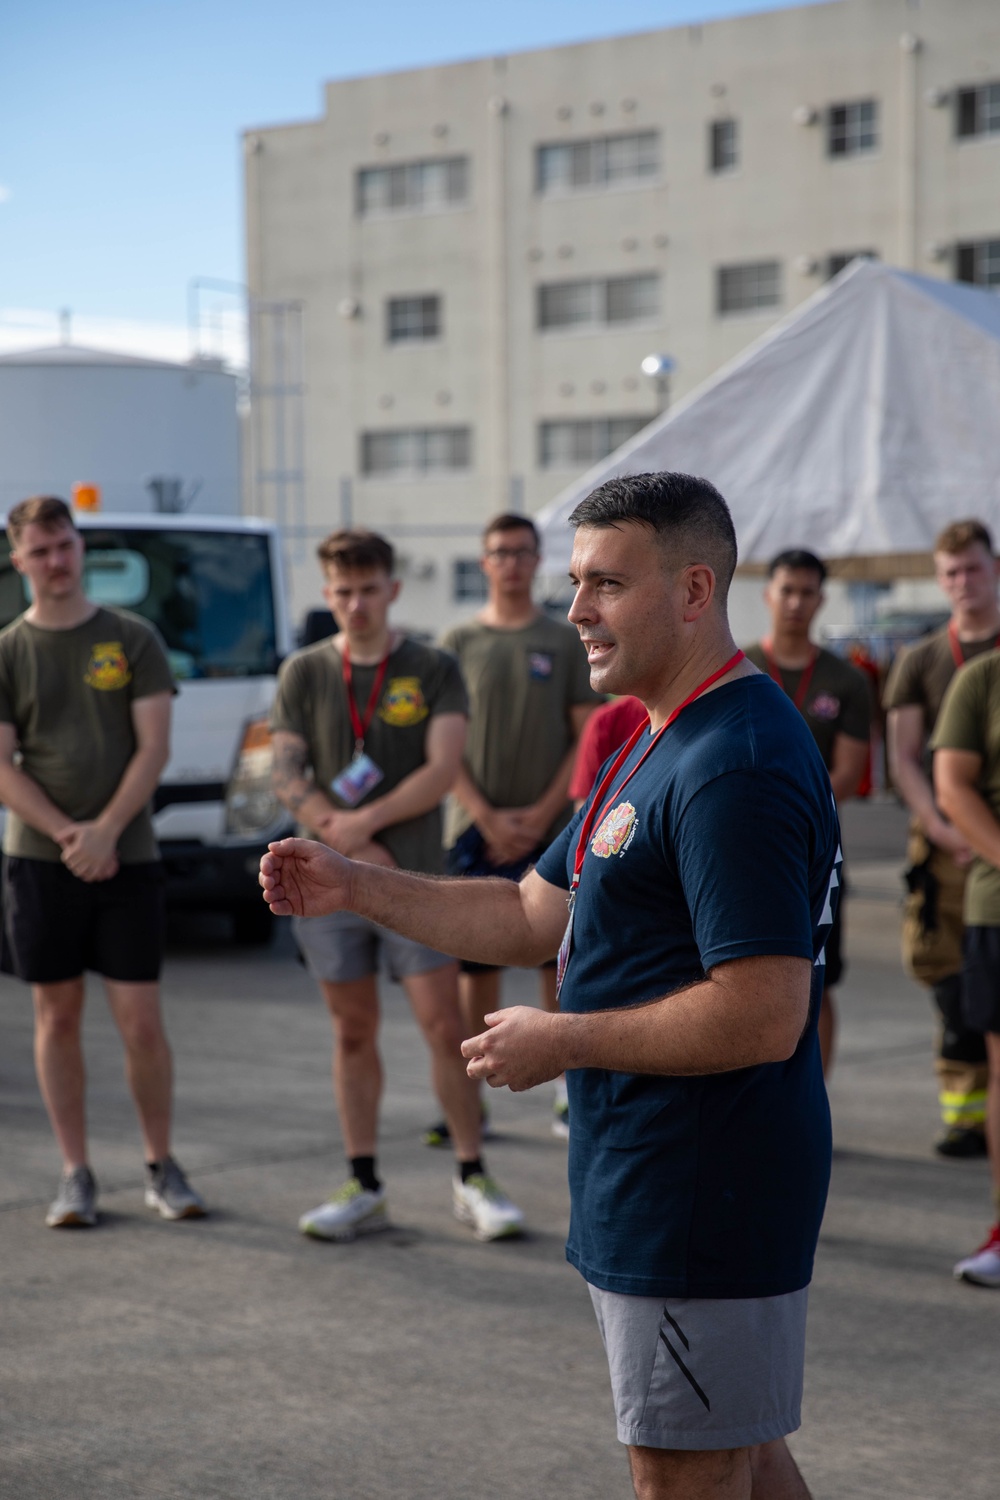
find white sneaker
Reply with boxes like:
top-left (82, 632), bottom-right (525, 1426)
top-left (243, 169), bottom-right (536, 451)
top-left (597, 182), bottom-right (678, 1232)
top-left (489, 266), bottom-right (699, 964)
top-left (453, 1173), bottom-right (525, 1242)
top-left (299, 1179), bottom-right (389, 1242)
top-left (954, 1224), bottom-right (1000, 1286)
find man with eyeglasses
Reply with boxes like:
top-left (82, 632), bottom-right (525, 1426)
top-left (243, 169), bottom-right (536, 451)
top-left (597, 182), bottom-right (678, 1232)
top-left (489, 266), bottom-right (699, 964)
top-left (423, 513), bottom-right (600, 1145)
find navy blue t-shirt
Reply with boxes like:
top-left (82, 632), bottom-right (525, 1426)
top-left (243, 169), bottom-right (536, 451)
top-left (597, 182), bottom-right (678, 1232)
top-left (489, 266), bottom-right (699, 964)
top-left (535, 674), bottom-right (840, 1300)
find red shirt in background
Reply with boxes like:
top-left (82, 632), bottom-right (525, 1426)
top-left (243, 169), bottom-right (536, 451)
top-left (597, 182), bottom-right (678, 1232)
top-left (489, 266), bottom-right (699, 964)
top-left (568, 695), bottom-right (649, 802)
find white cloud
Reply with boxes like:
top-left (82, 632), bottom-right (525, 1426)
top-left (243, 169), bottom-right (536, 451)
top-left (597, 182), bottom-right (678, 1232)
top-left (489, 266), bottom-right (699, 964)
top-left (0, 306), bottom-right (246, 369)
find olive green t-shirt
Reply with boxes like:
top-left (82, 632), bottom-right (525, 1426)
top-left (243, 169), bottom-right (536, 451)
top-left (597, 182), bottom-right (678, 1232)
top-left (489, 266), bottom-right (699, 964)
top-left (883, 625), bottom-right (1000, 763)
top-left (440, 614), bottom-right (600, 848)
top-left (931, 652), bottom-right (1000, 926)
top-left (0, 607), bottom-right (175, 863)
top-left (270, 635), bottom-right (468, 874)
top-left (743, 644), bottom-right (871, 771)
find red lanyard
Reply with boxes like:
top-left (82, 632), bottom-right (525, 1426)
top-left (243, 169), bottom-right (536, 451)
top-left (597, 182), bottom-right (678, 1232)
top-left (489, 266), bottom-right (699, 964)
top-left (570, 650), bottom-right (745, 893)
top-left (948, 621), bottom-right (1000, 669)
top-left (761, 639), bottom-right (817, 712)
top-left (342, 644), bottom-right (391, 751)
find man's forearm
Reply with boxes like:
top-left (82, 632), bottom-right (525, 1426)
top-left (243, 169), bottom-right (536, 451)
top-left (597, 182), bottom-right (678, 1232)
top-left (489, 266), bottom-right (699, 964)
top-left (0, 763), bottom-right (72, 841)
top-left (451, 763), bottom-right (496, 828)
top-left (363, 761), bottom-right (458, 834)
top-left (893, 757), bottom-right (949, 840)
top-left (349, 860), bottom-right (555, 966)
top-left (938, 782), bottom-right (1000, 868)
top-left (96, 745), bottom-right (168, 839)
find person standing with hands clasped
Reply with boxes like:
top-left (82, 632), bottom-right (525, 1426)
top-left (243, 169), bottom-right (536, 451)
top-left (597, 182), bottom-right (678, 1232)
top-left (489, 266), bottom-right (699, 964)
top-left (745, 550), bottom-right (870, 1076)
top-left (0, 495), bottom-right (205, 1228)
top-left (270, 529), bottom-right (523, 1243)
top-left (260, 475), bottom-right (839, 1500)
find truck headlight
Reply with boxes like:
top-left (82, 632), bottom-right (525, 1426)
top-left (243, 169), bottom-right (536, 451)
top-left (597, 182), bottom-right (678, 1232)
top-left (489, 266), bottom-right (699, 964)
top-left (225, 718), bottom-right (282, 837)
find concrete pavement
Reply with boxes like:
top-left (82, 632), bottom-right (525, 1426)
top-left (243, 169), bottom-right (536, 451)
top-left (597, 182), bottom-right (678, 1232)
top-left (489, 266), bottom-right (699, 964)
top-left (1, 799), bottom-right (997, 1499)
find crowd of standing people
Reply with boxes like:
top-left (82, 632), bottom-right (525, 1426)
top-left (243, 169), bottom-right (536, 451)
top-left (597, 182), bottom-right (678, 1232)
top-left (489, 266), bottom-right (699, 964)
top-left (4, 479), bottom-right (1000, 1499)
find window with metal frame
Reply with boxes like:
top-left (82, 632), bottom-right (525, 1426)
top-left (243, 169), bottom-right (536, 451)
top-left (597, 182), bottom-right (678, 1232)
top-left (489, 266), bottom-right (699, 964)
top-left (956, 82), bottom-right (1000, 139)
top-left (537, 274), bottom-right (659, 330)
top-left (536, 131), bottom-right (659, 194)
top-left (538, 417), bottom-right (650, 468)
top-left (955, 239), bottom-right (1000, 288)
top-left (827, 99), bottom-right (878, 157)
top-left (357, 157), bottom-right (468, 216)
top-left (716, 261), bottom-right (782, 314)
top-left (826, 250), bottom-right (878, 280)
top-left (361, 427), bottom-right (472, 475)
top-left (452, 559), bottom-right (488, 603)
top-left (387, 295), bottom-right (441, 343)
top-left (709, 119), bottom-right (739, 173)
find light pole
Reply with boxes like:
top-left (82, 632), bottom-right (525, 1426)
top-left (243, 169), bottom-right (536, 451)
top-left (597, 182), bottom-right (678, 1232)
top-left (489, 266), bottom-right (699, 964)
top-left (641, 353), bottom-right (676, 414)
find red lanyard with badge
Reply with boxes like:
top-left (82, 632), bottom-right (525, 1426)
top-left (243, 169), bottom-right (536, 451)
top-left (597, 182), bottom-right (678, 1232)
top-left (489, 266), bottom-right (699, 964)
top-left (331, 644), bottom-right (390, 806)
top-left (761, 638), bottom-right (817, 712)
top-left (947, 622), bottom-right (1000, 669)
top-left (555, 650), bottom-right (745, 999)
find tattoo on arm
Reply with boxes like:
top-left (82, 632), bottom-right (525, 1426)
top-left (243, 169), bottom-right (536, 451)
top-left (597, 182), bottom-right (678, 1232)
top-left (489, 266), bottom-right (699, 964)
top-left (272, 739), bottom-right (312, 812)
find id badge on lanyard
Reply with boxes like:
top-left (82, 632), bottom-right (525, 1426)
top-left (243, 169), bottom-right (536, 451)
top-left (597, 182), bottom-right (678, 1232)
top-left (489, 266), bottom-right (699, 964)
top-left (554, 649), bottom-right (745, 1002)
top-left (331, 645), bottom-right (390, 808)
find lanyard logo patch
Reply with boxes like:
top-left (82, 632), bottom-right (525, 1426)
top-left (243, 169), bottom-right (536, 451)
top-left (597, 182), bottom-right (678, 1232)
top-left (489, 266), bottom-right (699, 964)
top-left (591, 801), bottom-right (637, 859)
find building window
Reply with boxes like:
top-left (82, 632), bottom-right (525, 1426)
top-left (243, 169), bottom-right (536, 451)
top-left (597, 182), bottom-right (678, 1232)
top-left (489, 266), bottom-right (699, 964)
top-left (537, 274), bottom-right (659, 330)
top-left (361, 427), bottom-right (472, 475)
top-left (536, 131), bottom-right (659, 194)
top-left (827, 99), bottom-right (878, 157)
top-left (539, 417), bottom-right (649, 469)
top-left (826, 250), bottom-right (878, 279)
top-left (716, 261), bottom-right (782, 315)
top-left (956, 239), bottom-right (1000, 288)
top-left (956, 82), bottom-right (1000, 139)
top-left (357, 157), bottom-right (468, 216)
top-left (387, 295), bottom-right (441, 343)
top-left (709, 119), bottom-right (739, 173)
top-left (452, 559), bottom-right (488, 603)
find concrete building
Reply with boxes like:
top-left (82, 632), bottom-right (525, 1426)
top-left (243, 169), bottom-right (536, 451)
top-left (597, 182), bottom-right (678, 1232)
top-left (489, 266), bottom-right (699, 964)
top-left (245, 0), bottom-right (1000, 631)
top-left (0, 344), bottom-right (241, 518)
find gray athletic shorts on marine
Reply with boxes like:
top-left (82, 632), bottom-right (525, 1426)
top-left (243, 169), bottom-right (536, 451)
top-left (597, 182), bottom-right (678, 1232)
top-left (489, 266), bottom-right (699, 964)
top-left (588, 1284), bottom-right (808, 1451)
top-left (293, 909), bottom-right (451, 984)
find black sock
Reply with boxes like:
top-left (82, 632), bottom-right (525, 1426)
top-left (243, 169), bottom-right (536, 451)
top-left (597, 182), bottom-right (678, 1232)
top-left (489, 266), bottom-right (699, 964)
top-left (350, 1156), bottom-right (380, 1192)
top-left (459, 1158), bottom-right (484, 1183)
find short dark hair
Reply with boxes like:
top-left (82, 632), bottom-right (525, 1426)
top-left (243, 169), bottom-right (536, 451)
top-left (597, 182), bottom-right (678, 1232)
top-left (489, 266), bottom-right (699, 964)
top-left (482, 512), bottom-right (539, 548)
top-left (7, 495), bottom-right (76, 547)
top-left (317, 528), bottom-right (394, 575)
top-left (934, 519), bottom-right (994, 558)
top-left (568, 472), bottom-right (738, 604)
top-left (767, 549), bottom-right (828, 584)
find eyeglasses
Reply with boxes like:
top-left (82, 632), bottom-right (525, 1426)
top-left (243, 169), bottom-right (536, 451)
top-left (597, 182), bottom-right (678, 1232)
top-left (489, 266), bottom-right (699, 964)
top-left (484, 547), bottom-right (539, 563)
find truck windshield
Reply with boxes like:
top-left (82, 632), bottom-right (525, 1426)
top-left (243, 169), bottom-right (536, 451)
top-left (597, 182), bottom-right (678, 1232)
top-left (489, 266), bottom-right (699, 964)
top-left (0, 527), bottom-right (279, 680)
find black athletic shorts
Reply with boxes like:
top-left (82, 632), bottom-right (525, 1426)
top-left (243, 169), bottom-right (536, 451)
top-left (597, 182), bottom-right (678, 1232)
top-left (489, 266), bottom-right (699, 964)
top-left (1, 856), bottom-right (165, 985)
top-left (446, 826), bottom-right (557, 976)
top-left (962, 927), bottom-right (1000, 1036)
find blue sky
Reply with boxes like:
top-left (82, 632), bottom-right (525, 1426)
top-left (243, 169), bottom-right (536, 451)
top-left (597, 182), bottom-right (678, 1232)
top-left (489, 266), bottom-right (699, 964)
top-left (1, 0), bottom-right (825, 357)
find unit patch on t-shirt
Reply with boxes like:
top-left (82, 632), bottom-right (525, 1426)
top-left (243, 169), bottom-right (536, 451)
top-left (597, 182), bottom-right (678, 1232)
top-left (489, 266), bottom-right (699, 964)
top-left (379, 677), bottom-right (428, 727)
top-left (590, 801), bottom-right (637, 858)
top-left (84, 641), bottom-right (133, 692)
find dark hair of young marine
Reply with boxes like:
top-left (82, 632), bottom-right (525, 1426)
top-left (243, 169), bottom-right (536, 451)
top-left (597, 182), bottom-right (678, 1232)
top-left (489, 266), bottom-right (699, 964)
top-left (6, 495), bottom-right (77, 548)
top-left (481, 512), bottom-right (540, 548)
top-left (934, 519), bottom-right (994, 557)
top-left (567, 472), bottom-right (738, 606)
top-left (767, 548), bottom-right (828, 585)
top-left (316, 528), bottom-right (395, 576)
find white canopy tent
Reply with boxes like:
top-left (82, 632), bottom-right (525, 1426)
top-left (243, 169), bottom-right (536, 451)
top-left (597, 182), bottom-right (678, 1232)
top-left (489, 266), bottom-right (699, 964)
top-left (536, 260), bottom-right (1000, 579)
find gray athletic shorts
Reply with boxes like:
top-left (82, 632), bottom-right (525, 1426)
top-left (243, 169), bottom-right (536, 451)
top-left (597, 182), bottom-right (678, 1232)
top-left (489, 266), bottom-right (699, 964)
top-left (588, 1284), bottom-right (808, 1451)
top-left (293, 910), bottom-right (451, 984)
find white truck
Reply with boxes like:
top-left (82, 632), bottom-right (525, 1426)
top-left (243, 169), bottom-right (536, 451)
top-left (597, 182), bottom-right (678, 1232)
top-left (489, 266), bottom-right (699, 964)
top-left (0, 512), bottom-right (293, 943)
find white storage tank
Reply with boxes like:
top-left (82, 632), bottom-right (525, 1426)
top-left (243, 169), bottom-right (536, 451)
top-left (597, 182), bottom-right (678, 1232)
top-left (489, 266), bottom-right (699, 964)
top-left (0, 344), bottom-right (240, 516)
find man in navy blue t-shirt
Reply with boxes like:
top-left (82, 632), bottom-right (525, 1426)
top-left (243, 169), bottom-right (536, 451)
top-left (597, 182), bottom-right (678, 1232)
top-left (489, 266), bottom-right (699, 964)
top-left (260, 472), bottom-right (840, 1500)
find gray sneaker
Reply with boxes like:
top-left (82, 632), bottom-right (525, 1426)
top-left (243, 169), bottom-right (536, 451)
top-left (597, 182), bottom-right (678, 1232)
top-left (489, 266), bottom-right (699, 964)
top-left (144, 1156), bottom-right (207, 1220)
top-left (46, 1165), bottom-right (98, 1228)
